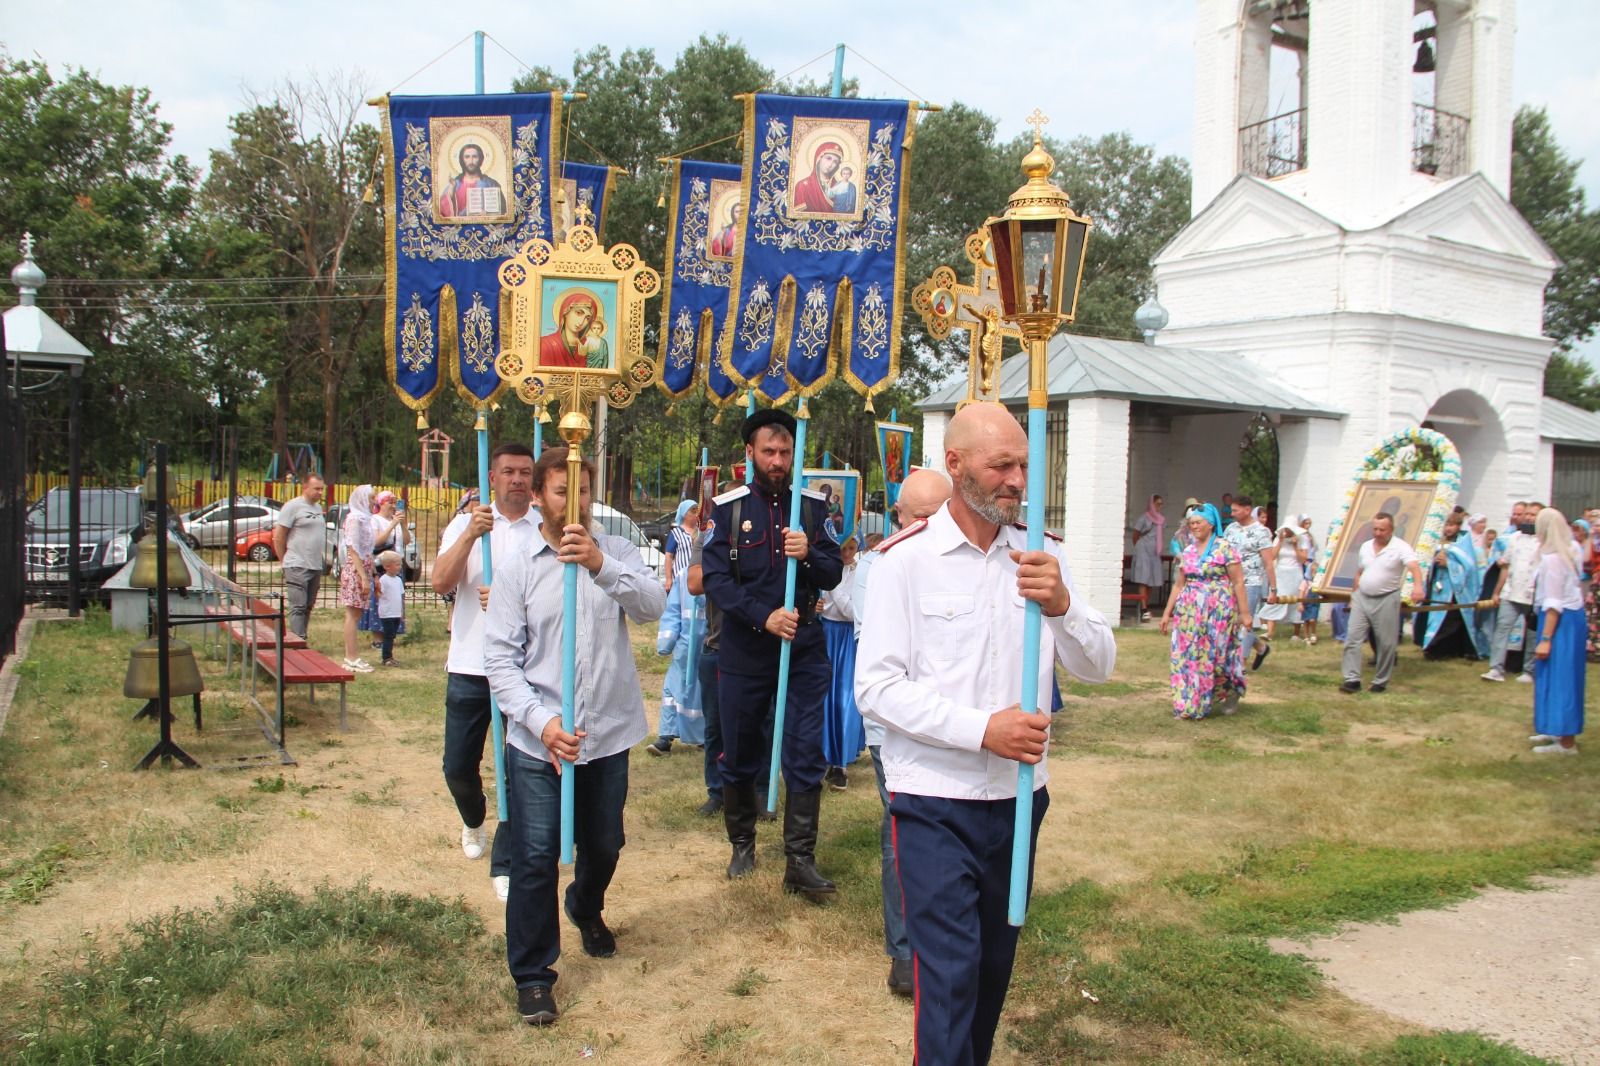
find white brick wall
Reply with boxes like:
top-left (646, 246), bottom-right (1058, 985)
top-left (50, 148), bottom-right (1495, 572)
top-left (1064, 397), bottom-right (1131, 628)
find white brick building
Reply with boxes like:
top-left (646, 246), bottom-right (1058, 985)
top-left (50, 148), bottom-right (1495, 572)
top-left (917, 0), bottom-right (1598, 627)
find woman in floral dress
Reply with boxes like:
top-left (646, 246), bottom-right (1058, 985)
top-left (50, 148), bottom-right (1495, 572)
top-left (1159, 503), bottom-right (1253, 720)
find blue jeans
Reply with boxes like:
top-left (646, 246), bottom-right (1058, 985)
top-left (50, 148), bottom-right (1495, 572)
top-left (870, 746), bottom-right (909, 962)
top-left (506, 745), bottom-right (629, 989)
top-left (442, 673), bottom-right (512, 877)
top-left (1241, 584), bottom-right (1266, 654)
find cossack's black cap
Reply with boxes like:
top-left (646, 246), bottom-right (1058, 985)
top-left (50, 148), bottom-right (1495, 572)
top-left (741, 407), bottom-right (797, 444)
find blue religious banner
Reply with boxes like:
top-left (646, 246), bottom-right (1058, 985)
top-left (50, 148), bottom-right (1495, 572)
top-left (380, 92), bottom-right (562, 414)
top-left (658, 158), bottom-right (742, 405)
top-left (876, 419), bottom-right (915, 512)
top-left (557, 161), bottom-right (618, 244)
top-left (720, 93), bottom-right (917, 409)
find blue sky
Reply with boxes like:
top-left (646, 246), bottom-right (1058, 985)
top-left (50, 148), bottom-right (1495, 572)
top-left (4, 0), bottom-right (1598, 360)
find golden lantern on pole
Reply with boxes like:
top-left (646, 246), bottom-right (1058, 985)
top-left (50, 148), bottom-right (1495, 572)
top-left (981, 110), bottom-right (1092, 927)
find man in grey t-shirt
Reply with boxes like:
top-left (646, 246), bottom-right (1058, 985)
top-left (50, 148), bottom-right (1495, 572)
top-left (273, 475), bottom-right (326, 639)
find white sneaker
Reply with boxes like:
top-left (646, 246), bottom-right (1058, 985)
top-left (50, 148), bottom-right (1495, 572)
top-left (1532, 742), bottom-right (1577, 755)
top-left (343, 657), bottom-right (374, 673)
top-left (493, 875), bottom-right (510, 902)
top-left (1480, 668), bottom-right (1506, 682)
top-left (1516, 672), bottom-right (1533, 683)
top-left (1530, 734), bottom-right (1557, 744)
top-left (461, 823), bottom-right (488, 860)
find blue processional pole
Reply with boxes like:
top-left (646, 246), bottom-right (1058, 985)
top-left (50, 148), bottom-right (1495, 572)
top-left (468, 36), bottom-right (510, 825)
top-left (1009, 396), bottom-right (1048, 926)
top-left (764, 43), bottom-right (846, 812)
top-left (476, 411), bottom-right (509, 823)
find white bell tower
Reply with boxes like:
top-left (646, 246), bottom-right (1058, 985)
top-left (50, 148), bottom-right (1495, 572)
top-left (1156, 0), bottom-right (1558, 529)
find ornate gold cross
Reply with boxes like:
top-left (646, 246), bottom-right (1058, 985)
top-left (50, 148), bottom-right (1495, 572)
top-left (911, 230), bottom-right (1022, 407)
top-left (1025, 108), bottom-right (1050, 141)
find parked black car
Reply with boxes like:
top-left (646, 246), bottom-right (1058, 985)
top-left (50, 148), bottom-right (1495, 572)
top-left (637, 509), bottom-right (679, 553)
top-left (24, 487), bottom-right (183, 599)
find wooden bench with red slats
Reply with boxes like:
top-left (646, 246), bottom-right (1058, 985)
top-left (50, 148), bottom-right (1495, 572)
top-left (254, 647), bottom-right (355, 730)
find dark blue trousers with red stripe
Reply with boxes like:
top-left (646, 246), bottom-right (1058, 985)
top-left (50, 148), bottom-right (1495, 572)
top-left (891, 787), bottom-right (1050, 1066)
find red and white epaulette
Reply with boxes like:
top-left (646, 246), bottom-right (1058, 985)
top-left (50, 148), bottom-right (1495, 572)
top-left (876, 519), bottom-right (929, 553)
top-left (1012, 523), bottom-right (1063, 543)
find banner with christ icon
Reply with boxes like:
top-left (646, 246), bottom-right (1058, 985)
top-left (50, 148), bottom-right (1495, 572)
top-left (380, 92), bottom-right (562, 413)
top-left (557, 161), bottom-right (617, 245)
top-left (719, 94), bottom-right (917, 407)
top-left (658, 158), bottom-right (742, 404)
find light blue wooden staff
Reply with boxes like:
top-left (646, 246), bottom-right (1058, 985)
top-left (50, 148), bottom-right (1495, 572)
top-left (1008, 400), bottom-right (1046, 924)
top-left (765, 402), bottom-right (810, 812)
top-left (557, 412), bottom-right (587, 865)
top-left (763, 44), bottom-right (844, 812)
top-left (476, 410), bottom-right (509, 823)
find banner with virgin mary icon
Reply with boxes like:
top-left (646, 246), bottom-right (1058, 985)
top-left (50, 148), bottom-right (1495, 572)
top-left (719, 93), bottom-right (917, 408)
top-left (380, 92), bottom-right (562, 412)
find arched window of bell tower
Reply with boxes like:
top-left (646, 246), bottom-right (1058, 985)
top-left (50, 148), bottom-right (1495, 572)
top-left (1414, 1), bottom-right (1473, 179)
top-left (1238, 0), bottom-right (1309, 179)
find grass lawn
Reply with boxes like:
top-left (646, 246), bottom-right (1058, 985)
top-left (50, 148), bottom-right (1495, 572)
top-left (0, 607), bottom-right (1594, 1064)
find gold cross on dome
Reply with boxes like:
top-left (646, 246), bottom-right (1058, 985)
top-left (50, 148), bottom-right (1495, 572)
top-left (1025, 109), bottom-right (1050, 141)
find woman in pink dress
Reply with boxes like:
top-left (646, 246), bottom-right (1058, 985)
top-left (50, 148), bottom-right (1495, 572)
top-left (1159, 503), bottom-right (1253, 719)
top-left (339, 484), bottom-right (376, 673)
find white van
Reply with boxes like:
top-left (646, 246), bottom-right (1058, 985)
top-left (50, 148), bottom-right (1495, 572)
top-left (592, 502), bottom-right (666, 578)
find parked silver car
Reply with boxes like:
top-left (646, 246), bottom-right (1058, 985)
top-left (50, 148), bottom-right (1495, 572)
top-left (180, 497), bottom-right (281, 548)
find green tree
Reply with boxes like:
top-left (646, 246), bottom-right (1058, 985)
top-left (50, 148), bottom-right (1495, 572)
top-left (201, 74), bottom-right (384, 481)
top-left (0, 55), bottom-right (203, 471)
top-left (1511, 105), bottom-right (1600, 409)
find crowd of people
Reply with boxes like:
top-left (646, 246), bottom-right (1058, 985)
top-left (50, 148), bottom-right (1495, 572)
top-left (1142, 494), bottom-right (1591, 753)
top-left (265, 426), bottom-right (1590, 1059)
top-left (336, 401), bottom-right (1115, 1060)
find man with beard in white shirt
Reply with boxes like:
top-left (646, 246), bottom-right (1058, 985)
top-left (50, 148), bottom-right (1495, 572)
top-left (856, 403), bottom-right (1116, 1066)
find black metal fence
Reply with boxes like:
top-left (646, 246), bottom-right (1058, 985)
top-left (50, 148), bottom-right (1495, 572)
top-left (1, 354), bottom-right (24, 667)
top-left (1239, 108), bottom-right (1307, 179)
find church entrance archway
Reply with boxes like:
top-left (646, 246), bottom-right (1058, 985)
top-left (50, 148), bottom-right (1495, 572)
top-left (1422, 389), bottom-right (1505, 511)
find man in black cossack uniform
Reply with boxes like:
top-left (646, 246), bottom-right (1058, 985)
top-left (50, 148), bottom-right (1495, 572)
top-left (701, 408), bottom-right (843, 898)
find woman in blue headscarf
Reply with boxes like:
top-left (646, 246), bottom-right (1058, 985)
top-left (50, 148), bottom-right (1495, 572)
top-left (1159, 503), bottom-right (1253, 719)
top-left (648, 500), bottom-right (705, 755)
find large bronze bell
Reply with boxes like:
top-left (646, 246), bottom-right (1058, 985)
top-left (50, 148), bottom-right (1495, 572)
top-left (124, 637), bottom-right (205, 699)
top-left (128, 536), bottom-right (192, 590)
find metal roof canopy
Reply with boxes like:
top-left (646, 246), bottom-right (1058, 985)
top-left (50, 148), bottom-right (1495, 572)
top-left (919, 333), bottom-right (1344, 420)
top-left (4, 233), bottom-right (93, 372)
top-left (1542, 396), bottom-right (1600, 449)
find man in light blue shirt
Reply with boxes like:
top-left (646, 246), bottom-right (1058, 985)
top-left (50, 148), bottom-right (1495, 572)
top-left (852, 466), bottom-right (950, 998)
top-left (484, 447), bottom-right (664, 1027)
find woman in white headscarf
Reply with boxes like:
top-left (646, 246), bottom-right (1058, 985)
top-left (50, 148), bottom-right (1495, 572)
top-left (1529, 508), bottom-right (1585, 753)
top-left (338, 484), bottom-right (377, 673)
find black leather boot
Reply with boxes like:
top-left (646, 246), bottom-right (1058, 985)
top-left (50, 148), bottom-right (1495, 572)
top-left (781, 788), bottom-right (836, 899)
top-left (723, 781), bottom-right (758, 879)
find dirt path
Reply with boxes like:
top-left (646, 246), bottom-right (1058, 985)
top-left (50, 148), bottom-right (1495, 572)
top-left (1272, 874), bottom-right (1600, 1065)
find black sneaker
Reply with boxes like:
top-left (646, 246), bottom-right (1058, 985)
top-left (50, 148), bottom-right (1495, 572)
top-left (645, 736), bottom-right (673, 757)
top-left (1340, 680), bottom-right (1361, 694)
top-left (517, 984), bottom-right (558, 1026)
top-left (1369, 682), bottom-right (1387, 694)
top-left (1252, 641), bottom-right (1272, 671)
top-left (824, 766), bottom-right (848, 791)
top-left (564, 900), bottom-right (617, 958)
top-left (696, 794), bottom-right (724, 816)
top-left (888, 957), bottom-right (913, 997)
